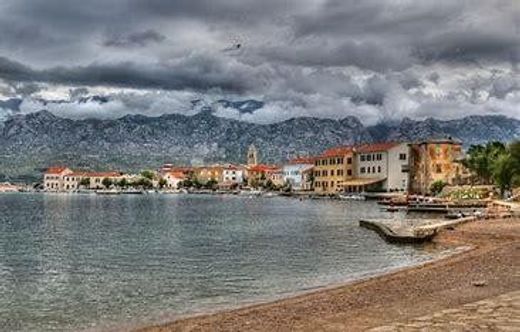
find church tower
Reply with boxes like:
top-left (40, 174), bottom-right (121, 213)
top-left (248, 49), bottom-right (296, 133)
top-left (247, 144), bottom-right (258, 166)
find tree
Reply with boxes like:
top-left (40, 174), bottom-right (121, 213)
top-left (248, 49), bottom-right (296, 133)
top-left (492, 153), bottom-right (515, 197)
top-left (79, 177), bottom-right (91, 188)
top-left (117, 178), bottom-right (128, 188)
top-left (158, 178), bottom-right (167, 189)
top-left (140, 170), bottom-right (155, 180)
top-left (463, 141), bottom-right (507, 184)
top-left (430, 180), bottom-right (447, 196)
top-left (102, 177), bottom-right (113, 189)
top-left (205, 179), bottom-right (218, 190)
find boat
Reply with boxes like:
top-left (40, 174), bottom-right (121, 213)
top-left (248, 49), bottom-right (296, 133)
top-left (239, 189), bottom-right (263, 196)
top-left (95, 189), bottom-right (121, 195)
top-left (121, 189), bottom-right (144, 195)
top-left (339, 193), bottom-right (366, 201)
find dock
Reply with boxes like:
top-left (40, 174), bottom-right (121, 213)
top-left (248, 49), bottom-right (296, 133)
top-left (359, 216), bottom-right (476, 244)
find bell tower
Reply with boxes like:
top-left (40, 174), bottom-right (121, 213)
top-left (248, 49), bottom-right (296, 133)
top-left (247, 144), bottom-right (258, 166)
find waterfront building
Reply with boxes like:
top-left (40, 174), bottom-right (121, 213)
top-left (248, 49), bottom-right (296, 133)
top-left (409, 138), bottom-right (464, 194)
top-left (222, 165), bottom-right (244, 184)
top-left (246, 164), bottom-right (280, 187)
top-left (43, 166), bottom-right (73, 191)
top-left (282, 157), bottom-right (315, 191)
top-left (313, 146), bottom-right (355, 193)
top-left (193, 165), bottom-right (224, 183)
top-left (164, 171), bottom-right (185, 189)
top-left (346, 142), bottom-right (411, 192)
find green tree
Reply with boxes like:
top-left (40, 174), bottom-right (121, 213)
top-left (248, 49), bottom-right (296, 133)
top-left (102, 177), bottom-right (113, 188)
top-left (430, 180), bottom-right (447, 196)
top-left (140, 170), bottom-right (155, 180)
top-left (79, 177), bottom-right (91, 187)
top-left (158, 178), bottom-right (167, 189)
top-left (492, 153), bottom-right (515, 197)
top-left (117, 178), bottom-right (128, 188)
top-left (463, 141), bottom-right (507, 184)
top-left (205, 179), bottom-right (218, 190)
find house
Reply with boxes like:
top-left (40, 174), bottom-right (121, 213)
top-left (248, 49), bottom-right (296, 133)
top-left (222, 165), bottom-right (244, 184)
top-left (84, 172), bottom-right (124, 189)
top-left (43, 166), bottom-right (73, 191)
top-left (163, 171), bottom-right (185, 189)
top-left (409, 138), bottom-right (464, 194)
top-left (347, 142), bottom-right (411, 192)
top-left (246, 164), bottom-right (280, 187)
top-left (193, 165), bottom-right (224, 183)
top-left (282, 157), bottom-right (315, 191)
top-left (313, 146), bottom-right (355, 193)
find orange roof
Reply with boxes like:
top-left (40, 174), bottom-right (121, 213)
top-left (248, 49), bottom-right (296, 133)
top-left (68, 172), bottom-right (88, 177)
top-left (319, 146), bottom-right (354, 158)
top-left (166, 171), bottom-right (186, 179)
top-left (288, 157), bottom-right (316, 165)
top-left (45, 166), bottom-right (69, 174)
top-left (355, 142), bottom-right (399, 153)
top-left (248, 164), bottom-right (279, 172)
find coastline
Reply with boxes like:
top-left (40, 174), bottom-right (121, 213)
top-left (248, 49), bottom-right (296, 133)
top-left (137, 218), bottom-right (520, 332)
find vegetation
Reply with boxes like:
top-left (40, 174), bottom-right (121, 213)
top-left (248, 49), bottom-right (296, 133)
top-left (463, 140), bottom-right (520, 197)
top-left (117, 178), bottom-right (128, 188)
top-left (430, 180), bottom-right (447, 196)
top-left (158, 178), bottom-right (167, 189)
top-left (140, 170), bottom-right (155, 180)
top-left (79, 177), bottom-right (90, 187)
top-left (101, 177), bottom-right (113, 188)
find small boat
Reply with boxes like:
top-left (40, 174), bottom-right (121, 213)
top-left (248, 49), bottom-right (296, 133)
top-left (121, 189), bottom-right (144, 195)
top-left (95, 189), bottom-right (121, 195)
top-left (339, 193), bottom-right (366, 201)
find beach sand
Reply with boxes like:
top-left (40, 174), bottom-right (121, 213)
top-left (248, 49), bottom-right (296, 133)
top-left (138, 218), bottom-right (520, 331)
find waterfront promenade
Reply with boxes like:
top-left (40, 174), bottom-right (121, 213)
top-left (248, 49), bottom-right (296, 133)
top-left (139, 218), bottom-right (520, 331)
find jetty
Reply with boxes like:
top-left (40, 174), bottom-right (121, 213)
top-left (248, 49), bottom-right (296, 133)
top-left (359, 216), bottom-right (476, 244)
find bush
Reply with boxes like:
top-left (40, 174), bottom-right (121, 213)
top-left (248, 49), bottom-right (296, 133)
top-left (430, 180), bottom-right (447, 196)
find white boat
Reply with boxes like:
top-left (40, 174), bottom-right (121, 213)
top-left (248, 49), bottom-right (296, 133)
top-left (339, 193), bottom-right (366, 201)
top-left (95, 189), bottom-right (121, 195)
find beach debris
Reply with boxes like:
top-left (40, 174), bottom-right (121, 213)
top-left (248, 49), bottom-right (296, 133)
top-left (472, 280), bottom-right (487, 287)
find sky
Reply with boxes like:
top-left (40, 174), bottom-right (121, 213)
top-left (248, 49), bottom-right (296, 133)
top-left (0, 0), bottom-right (518, 125)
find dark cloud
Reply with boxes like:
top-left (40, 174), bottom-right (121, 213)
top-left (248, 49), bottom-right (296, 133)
top-left (104, 29), bottom-right (166, 48)
top-left (0, 0), bottom-right (518, 123)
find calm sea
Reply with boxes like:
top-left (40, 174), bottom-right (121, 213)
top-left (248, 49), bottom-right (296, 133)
top-left (0, 193), bottom-right (450, 331)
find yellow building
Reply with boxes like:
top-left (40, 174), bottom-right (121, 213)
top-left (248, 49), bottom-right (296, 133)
top-left (409, 139), bottom-right (465, 194)
top-left (193, 165), bottom-right (224, 183)
top-left (313, 146), bottom-right (354, 193)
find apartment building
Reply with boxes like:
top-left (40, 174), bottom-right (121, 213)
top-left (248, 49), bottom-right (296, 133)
top-left (313, 146), bottom-right (354, 193)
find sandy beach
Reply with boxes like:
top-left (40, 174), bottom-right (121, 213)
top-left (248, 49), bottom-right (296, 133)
top-left (138, 218), bottom-right (520, 331)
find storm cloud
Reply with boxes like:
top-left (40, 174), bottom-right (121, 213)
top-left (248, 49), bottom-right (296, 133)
top-left (0, 0), bottom-right (518, 124)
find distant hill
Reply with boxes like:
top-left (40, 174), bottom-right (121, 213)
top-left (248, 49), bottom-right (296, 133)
top-left (0, 109), bottom-right (519, 182)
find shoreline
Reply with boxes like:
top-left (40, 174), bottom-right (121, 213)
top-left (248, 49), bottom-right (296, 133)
top-left (137, 218), bottom-right (519, 331)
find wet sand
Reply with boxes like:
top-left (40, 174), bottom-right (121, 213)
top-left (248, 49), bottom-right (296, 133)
top-left (138, 218), bottom-right (520, 332)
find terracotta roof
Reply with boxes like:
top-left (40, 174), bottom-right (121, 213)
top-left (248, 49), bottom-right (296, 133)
top-left (355, 142), bottom-right (399, 153)
top-left (67, 172), bottom-right (88, 177)
top-left (248, 164), bottom-right (279, 172)
top-left (287, 157), bottom-right (316, 165)
top-left (166, 171), bottom-right (186, 179)
top-left (45, 166), bottom-right (69, 174)
top-left (319, 146), bottom-right (354, 157)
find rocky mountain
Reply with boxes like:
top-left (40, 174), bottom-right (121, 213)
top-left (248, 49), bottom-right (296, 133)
top-left (0, 110), bottom-right (519, 182)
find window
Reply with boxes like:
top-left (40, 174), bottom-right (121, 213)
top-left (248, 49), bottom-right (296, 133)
top-left (361, 167), bottom-right (366, 174)
top-left (330, 158), bottom-right (335, 165)
top-left (435, 164), bottom-right (442, 173)
top-left (330, 181), bottom-right (334, 187)
top-left (315, 160), bottom-right (319, 166)
top-left (360, 155), bottom-right (366, 162)
top-left (377, 153), bottom-right (382, 161)
top-left (347, 157), bottom-right (352, 164)
top-left (337, 158), bottom-right (342, 164)
top-left (399, 153), bottom-right (407, 161)
top-left (377, 166), bottom-right (381, 173)
top-left (367, 167), bottom-right (371, 173)
top-left (330, 170), bottom-right (334, 176)
top-left (323, 160), bottom-right (328, 166)
top-left (367, 155), bottom-right (372, 161)
top-left (347, 169), bottom-right (352, 176)
top-left (323, 170), bottom-right (328, 176)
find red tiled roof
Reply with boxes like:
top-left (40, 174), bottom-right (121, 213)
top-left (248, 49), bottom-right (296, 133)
top-left (319, 146), bottom-right (354, 157)
top-left (248, 164), bottom-right (279, 172)
top-left (355, 142), bottom-right (399, 153)
top-left (45, 166), bottom-right (69, 174)
top-left (166, 171), bottom-right (186, 179)
top-left (288, 157), bottom-right (316, 165)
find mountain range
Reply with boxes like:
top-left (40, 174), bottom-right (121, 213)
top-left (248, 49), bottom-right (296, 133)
top-left (0, 107), bottom-right (519, 182)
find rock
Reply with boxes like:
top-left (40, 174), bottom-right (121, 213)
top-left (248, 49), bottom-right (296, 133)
top-left (472, 280), bottom-right (487, 287)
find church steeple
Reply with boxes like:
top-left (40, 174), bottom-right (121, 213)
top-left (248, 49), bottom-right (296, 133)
top-left (247, 144), bottom-right (258, 166)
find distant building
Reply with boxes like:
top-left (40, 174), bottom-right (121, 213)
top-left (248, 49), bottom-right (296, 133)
top-left (313, 146), bottom-right (355, 193)
top-left (282, 157), bottom-right (315, 191)
top-left (347, 142), bottom-right (410, 192)
top-left (222, 165), bottom-right (244, 184)
top-left (409, 138), bottom-right (464, 194)
top-left (43, 166), bottom-right (73, 191)
top-left (247, 144), bottom-right (258, 166)
top-left (164, 171), bottom-right (185, 189)
top-left (193, 165), bottom-right (224, 183)
top-left (246, 164), bottom-right (280, 187)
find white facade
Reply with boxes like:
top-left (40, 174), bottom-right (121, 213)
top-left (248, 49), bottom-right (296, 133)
top-left (164, 172), bottom-right (184, 189)
top-left (282, 164), bottom-right (314, 190)
top-left (355, 143), bottom-right (410, 191)
top-left (222, 167), bottom-right (244, 184)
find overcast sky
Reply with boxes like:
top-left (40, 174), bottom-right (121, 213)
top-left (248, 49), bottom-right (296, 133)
top-left (0, 0), bottom-right (518, 124)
